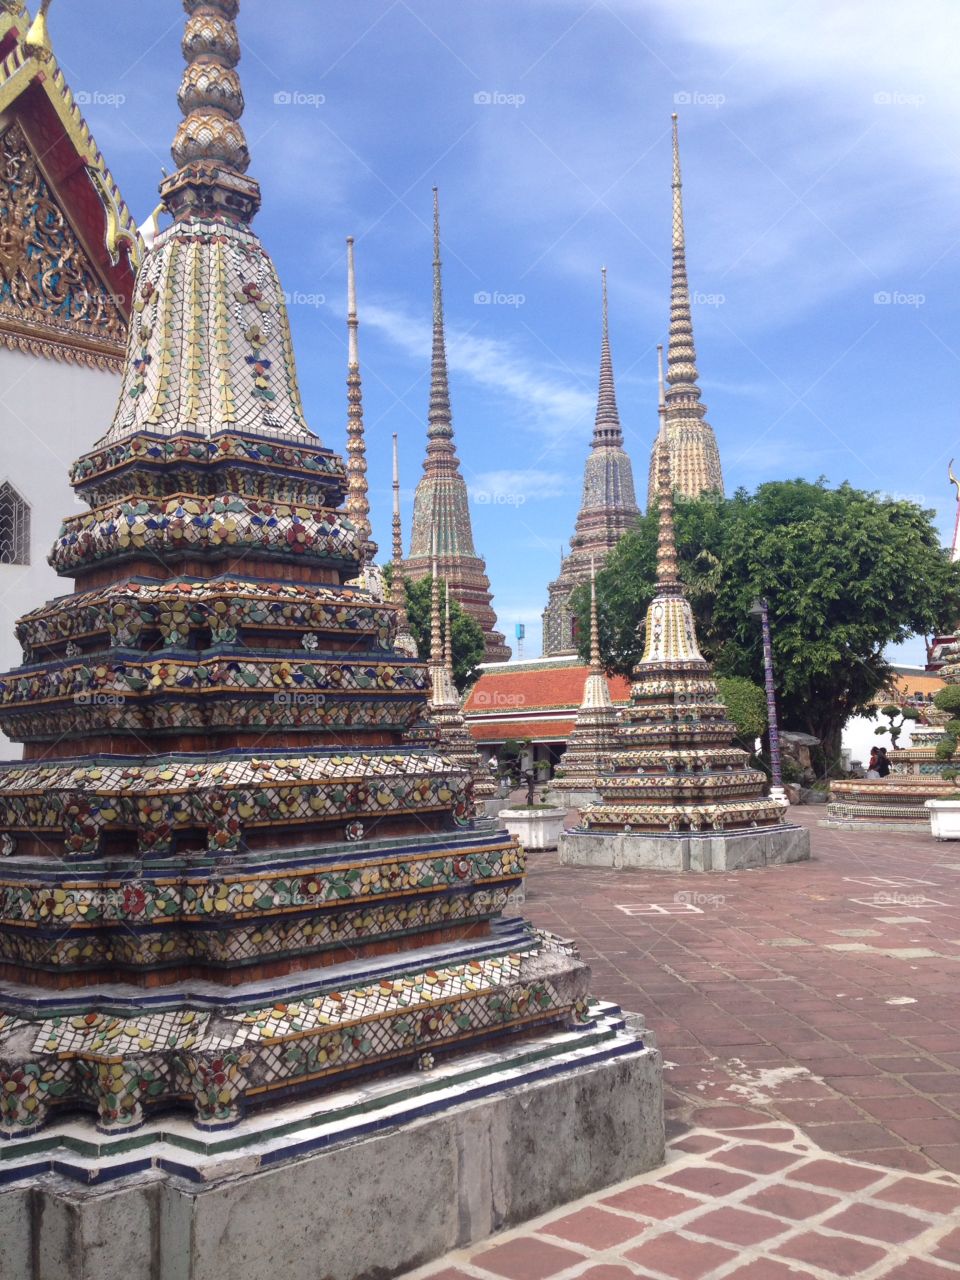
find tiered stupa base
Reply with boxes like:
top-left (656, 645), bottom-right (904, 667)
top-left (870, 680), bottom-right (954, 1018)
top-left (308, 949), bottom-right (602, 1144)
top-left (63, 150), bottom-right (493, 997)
top-left (824, 776), bottom-right (955, 830)
top-left (560, 822), bottom-right (810, 872)
top-left (0, 997), bottom-right (662, 1280)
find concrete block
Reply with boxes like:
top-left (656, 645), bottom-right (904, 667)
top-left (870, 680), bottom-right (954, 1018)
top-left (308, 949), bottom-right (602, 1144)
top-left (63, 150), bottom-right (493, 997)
top-left (0, 1182), bottom-right (31, 1279)
top-left (559, 823), bottom-right (811, 872)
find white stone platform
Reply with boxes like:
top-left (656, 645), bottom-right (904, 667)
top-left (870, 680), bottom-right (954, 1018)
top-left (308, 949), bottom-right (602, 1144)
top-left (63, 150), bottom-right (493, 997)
top-left (559, 823), bottom-right (811, 872)
top-left (0, 1004), bottom-right (663, 1280)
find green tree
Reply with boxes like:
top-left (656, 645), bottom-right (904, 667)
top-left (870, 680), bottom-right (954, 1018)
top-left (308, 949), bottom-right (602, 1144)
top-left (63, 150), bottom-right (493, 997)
top-left (399, 575), bottom-right (485, 692)
top-left (574, 480), bottom-right (960, 770)
top-left (715, 675), bottom-right (767, 751)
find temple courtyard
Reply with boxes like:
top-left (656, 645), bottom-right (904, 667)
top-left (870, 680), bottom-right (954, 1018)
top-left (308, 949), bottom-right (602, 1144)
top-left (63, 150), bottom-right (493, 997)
top-left (404, 807), bottom-right (960, 1279)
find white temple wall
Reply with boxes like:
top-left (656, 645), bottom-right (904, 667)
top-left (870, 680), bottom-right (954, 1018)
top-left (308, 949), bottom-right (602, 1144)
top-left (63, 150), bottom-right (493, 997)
top-left (0, 347), bottom-right (120, 756)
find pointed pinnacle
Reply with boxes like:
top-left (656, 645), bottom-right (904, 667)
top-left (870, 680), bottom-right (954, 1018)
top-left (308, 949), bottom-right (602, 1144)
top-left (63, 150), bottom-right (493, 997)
top-left (428, 186), bottom-right (453, 443)
top-left (589, 556), bottom-right (602, 672)
top-left (593, 265), bottom-right (623, 446)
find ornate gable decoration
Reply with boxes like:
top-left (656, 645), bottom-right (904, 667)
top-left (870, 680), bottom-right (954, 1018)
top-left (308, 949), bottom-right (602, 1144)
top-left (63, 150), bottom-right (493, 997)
top-left (0, 121), bottom-right (126, 368)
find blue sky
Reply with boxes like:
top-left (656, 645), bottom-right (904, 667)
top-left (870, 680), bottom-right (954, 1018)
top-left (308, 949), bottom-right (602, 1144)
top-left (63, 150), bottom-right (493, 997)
top-left (48, 0), bottom-right (960, 661)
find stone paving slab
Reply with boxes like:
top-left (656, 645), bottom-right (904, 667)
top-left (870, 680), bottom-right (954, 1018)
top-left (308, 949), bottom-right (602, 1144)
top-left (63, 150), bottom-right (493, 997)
top-left (401, 808), bottom-right (960, 1277)
top-left (404, 1122), bottom-right (960, 1279)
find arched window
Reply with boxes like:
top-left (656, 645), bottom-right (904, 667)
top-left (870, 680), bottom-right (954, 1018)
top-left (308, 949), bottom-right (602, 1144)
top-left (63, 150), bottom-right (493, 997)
top-left (0, 483), bottom-right (30, 565)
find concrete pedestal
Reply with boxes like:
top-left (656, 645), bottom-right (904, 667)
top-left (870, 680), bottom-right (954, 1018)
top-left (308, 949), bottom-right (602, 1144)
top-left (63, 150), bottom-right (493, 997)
top-left (0, 1006), bottom-right (662, 1280)
top-left (559, 823), bottom-right (811, 872)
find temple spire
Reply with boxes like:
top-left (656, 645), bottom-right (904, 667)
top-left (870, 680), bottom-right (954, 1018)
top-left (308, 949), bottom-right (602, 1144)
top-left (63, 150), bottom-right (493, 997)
top-left (593, 266), bottom-right (623, 446)
top-left (657, 343), bottom-right (666, 420)
top-left (428, 186), bottom-right (454, 449)
top-left (444, 582), bottom-right (454, 677)
top-left (430, 530), bottom-right (443, 670)
top-left (667, 114), bottom-right (700, 396)
top-left (390, 435), bottom-right (418, 658)
top-left (647, 115), bottom-right (723, 507)
top-left (345, 236), bottom-right (374, 562)
top-left (655, 428), bottom-right (680, 593)
top-left (589, 558), bottom-right (601, 673)
top-left (161, 0), bottom-right (261, 223)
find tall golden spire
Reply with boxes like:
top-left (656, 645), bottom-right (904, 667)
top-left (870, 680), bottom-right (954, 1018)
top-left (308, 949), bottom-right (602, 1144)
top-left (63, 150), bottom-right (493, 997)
top-left (593, 266), bottom-right (624, 446)
top-left (657, 342), bottom-right (666, 422)
top-left (390, 435), bottom-right (418, 658)
top-left (345, 236), bottom-right (374, 561)
top-left (655, 425), bottom-right (680, 593)
top-left (647, 115), bottom-right (723, 507)
top-left (589, 558), bottom-right (601, 673)
top-left (430, 529), bottom-right (443, 670)
top-left (161, 0), bottom-right (261, 222)
top-left (444, 581), bottom-right (454, 677)
top-left (427, 186), bottom-right (454, 451)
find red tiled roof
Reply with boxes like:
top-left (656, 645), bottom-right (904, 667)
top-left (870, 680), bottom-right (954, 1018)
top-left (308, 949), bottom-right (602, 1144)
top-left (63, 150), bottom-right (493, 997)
top-left (464, 664), bottom-right (631, 717)
top-left (469, 717), bottom-right (576, 743)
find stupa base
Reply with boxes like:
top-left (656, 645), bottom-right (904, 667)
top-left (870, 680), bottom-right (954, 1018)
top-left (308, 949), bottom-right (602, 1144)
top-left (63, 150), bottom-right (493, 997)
top-left (0, 1003), bottom-right (662, 1280)
top-left (547, 786), bottom-right (603, 808)
top-left (559, 822), bottom-right (811, 872)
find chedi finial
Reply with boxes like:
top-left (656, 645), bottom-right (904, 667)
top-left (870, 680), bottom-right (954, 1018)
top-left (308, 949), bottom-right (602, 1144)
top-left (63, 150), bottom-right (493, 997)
top-left (163, 0), bottom-right (260, 222)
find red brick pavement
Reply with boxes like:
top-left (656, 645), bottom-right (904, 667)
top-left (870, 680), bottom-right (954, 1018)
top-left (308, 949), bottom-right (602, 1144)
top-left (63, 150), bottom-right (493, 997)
top-left (401, 808), bottom-right (960, 1279)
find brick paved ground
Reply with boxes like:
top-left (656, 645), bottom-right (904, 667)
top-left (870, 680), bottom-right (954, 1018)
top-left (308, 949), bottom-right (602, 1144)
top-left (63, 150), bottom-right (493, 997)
top-left (402, 808), bottom-right (960, 1278)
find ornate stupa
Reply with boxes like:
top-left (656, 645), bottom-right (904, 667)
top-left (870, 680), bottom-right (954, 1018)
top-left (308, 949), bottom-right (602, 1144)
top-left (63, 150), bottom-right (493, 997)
top-left (550, 560), bottom-right (621, 804)
top-left (424, 546), bottom-right (497, 802)
top-left (405, 189), bottom-right (510, 663)
top-left (646, 115), bottom-right (724, 507)
top-left (542, 268), bottom-right (639, 656)
top-left (561, 428), bottom-right (808, 871)
top-left (0, 0), bottom-right (593, 1147)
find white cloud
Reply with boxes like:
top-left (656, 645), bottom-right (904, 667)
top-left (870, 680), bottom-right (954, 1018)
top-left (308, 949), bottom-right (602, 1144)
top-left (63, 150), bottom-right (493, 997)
top-left (362, 300), bottom-right (594, 435)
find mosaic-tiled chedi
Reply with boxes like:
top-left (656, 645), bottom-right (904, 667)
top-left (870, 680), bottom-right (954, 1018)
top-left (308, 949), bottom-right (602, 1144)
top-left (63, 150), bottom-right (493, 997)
top-left (551, 562), bottom-right (620, 797)
top-left (542, 268), bottom-right (640, 657)
top-left (581, 429), bottom-right (785, 834)
top-left (0, 0), bottom-right (588, 1140)
top-left (646, 115), bottom-right (724, 508)
top-left (405, 189), bottom-right (510, 663)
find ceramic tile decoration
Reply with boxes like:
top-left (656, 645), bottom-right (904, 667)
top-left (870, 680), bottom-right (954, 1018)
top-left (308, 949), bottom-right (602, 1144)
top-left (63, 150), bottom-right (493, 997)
top-left (0, 0), bottom-right (591, 1142)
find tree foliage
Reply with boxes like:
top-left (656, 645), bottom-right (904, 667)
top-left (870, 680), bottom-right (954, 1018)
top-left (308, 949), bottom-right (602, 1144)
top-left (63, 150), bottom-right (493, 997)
top-left (399, 575), bottom-right (485, 692)
top-left (715, 675), bottom-right (767, 748)
top-left (573, 480), bottom-right (960, 768)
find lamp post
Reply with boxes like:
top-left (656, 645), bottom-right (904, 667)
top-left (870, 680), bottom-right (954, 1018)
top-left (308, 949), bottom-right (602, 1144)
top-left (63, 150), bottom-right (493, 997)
top-left (750, 597), bottom-right (786, 804)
